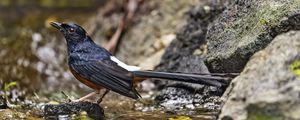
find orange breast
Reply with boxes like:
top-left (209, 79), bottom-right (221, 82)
top-left (69, 66), bottom-right (102, 90)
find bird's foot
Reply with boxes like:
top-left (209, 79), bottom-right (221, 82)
top-left (68, 99), bottom-right (84, 103)
top-left (67, 91), bottom-right (100, 103)
top-left (96, 90), bottom-right (109, 104)
top-left (96, 98), bottom-right (103, 104)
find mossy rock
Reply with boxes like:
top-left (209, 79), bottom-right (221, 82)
top-left (219, 31), bottom-right (300, 120)
top-left (205, 0), bottom-right (300, 73)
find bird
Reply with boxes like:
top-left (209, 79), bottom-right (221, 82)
top-left (50, 22), bottom-right (236, 103)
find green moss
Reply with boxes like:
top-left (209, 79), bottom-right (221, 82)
top-left (247, 105), bottom-right (285, 120)
top-left (259, 18), bottom-right (269, 26)
top-left (72, 112), bottom-right (93, 120)
top-left (253, 1), bottom-right (299, 28)
top-left (247, 104), bottom-right (283, 120)
top-left (243, 1), bottom-right (298, 37)
top-left (247, 112), bottom-right (280, 120)
top-left (221, 0), bottom-right (300, 48)
top-left (290, 60), bottom-right (300, 77)
top-left (39, 0), bottom-right (93, 8)
top-left (168, 116), bottom-right (192, 120)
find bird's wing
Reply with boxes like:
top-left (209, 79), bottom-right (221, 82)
top-left (70, 59), bottom-right (141, 99)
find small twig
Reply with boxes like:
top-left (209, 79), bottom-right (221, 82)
top-left (104, 0), bottom-right (140, 54)
top-left (34, 92), bottom-right (40, 99)
top-left (126, 0), bottom-right (139, 21)
top-left (104, 16), bottom-right (126, 54)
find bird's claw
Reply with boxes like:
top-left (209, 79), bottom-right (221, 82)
top-left (97, 97), bottom-right (103, 104)
top-left (96, 90), bottom-right (109, 104)
top-left (67, 98), bottom-right (72, 102)
top-left (67, 98), bottom-right (82, 103)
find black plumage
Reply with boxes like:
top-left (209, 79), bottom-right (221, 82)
top-left (50, 22), bottom-right (233, 100)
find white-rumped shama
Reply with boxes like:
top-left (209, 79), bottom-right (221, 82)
top-left (50, 22), bottom-right (235, 103)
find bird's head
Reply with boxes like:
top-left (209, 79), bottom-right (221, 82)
top-left (50, 22), bottom-right (87, 42)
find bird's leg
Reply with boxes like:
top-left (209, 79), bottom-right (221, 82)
top-left (97, 89), bottom-right (110, 104)
top-left (73, 90), bottom-right (100, 102)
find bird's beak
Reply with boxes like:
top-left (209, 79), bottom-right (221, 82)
top-left (50, 22), bottom-right (63, 30)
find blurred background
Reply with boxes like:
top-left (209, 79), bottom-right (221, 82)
top-left (0, 0), bottom-right (108, 100)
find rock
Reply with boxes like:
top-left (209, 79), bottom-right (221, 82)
top-left (154, 56), bottom-right (211, 110)
top-left (44, 102), bottom-right (104, 120)
top-left (0, 96), bottom-right (8, 109)
top-left (153, 1), bottom-right (227, 111)
top-left (0, 109), bottom-right (41, 120)
top-left (205, 0), bottom-right (300, 73)
top-left (156, 86), bottom-right (195, 110)
top-left (219, 31), bottom-right (300, 120)
top-left (156, 85), bottom-right (223, 111)
top-left (155, 56), bottom-right (226, 111)
top-left (156, 56), bottom-right (210, 81)
top-left (158, 1), bottom-right (226, 70)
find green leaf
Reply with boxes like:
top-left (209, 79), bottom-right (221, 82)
top-left (4, 81), bottom-right (17, 91)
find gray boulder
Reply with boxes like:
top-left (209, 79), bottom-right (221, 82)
top-left (205, 0), bottom-right (300, 73)
top-left (154, 1), bottom-right (227, 111)
top-left (219, 31), bottom-right (300, 120)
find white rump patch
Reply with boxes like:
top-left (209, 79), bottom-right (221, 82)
top-left (110, 56), bottom-right (141, 71)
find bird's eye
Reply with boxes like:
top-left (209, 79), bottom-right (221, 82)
top-left (69, 28), bottom-right (75, 33)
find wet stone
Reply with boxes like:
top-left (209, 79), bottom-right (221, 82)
top-left (156, 85), bottom-right (222, 112)
top-left (0, 96), bottom-right (8, 109)
top-left (44, 102), bottom-right (104, 120)
top-left (152, 1), bottom-right (228, 111)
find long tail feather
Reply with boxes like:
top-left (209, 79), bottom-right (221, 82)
top-left (132, 71), bottom-right (238, 87)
